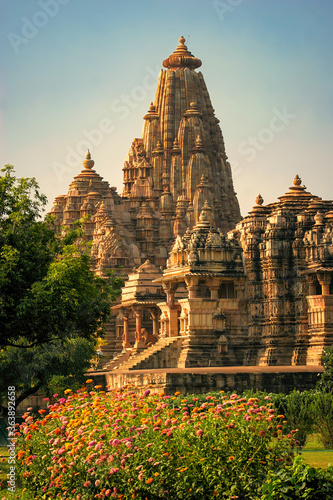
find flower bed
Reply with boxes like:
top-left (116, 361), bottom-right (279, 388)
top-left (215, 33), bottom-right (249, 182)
top-left (14, 385), bottom-right (328, 499)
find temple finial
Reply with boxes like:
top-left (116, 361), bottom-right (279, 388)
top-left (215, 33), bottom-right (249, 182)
top-left (83, 150), bottom-right (95, 170)
top-left (162, 36), bottom-right (202, 70)
top-left (255, 194), bottom-right (264, 206)
top-left (293, 174), bottom-right (302, 186)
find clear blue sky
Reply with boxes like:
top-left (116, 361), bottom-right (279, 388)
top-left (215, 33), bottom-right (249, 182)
top-left (1, 0), bottom-right (333, 215)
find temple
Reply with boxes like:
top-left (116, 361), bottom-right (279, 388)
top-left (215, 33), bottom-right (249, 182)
top-left (50, 37), bottom-right (333, 380)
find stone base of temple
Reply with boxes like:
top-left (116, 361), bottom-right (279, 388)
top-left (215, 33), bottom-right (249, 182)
top-left (88, 365), bottom-right (323, 395)
top-left (177, 333), bottom-right (220, 368)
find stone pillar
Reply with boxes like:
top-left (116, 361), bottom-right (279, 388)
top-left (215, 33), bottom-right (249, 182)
top-left (163, 282), bottom-right (178, 307)
top-left (135, 312), bottom-right (142, 341)
top-left (185, 276), bottom-right (199, 299)
top-left (133, 308), bottom-right (145, 349)
top-left (152, 313), bottom-right (159, 337)
top-left (209, 278), bottom-right (221, 299)
top-left (317, 274), bottom-right (331, 296)
top-left (122, 316), bottom-right (130, 349)
top-left (307, 274), bottom-right (318, 296)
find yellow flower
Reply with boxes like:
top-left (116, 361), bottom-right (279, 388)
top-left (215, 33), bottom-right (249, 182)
top-left (174, 391), bottom-right (181, 396)
top-left (228, 456), bottom-right (235, 460)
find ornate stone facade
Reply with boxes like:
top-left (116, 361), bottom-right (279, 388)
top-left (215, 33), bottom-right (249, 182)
top-left (50, 37), bottom-right (333, 368)
top-left (235, 177), bottom-right (333, 366)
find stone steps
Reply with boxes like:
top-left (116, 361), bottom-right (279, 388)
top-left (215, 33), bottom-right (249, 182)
top-left (104, 349), bottom-right (132, 370)
top-left (113, 337), bottom-right (183, 371)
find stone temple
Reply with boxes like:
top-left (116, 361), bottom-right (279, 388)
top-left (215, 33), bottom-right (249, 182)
top-left (50, 37), bottom-right (333, 389)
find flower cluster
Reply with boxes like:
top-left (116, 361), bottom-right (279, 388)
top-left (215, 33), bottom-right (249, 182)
top-left (16, 387), bottom-right (298, 499)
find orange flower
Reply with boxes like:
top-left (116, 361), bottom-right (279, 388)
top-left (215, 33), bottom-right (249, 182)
top-left (38, 409), bottom-right (46, 414)
top-left (174, 392), bottom-right (180, 396)
top-left (146, 478), bottom-right (153, 484)
top-left (86, 379), bottom-right (93, 384)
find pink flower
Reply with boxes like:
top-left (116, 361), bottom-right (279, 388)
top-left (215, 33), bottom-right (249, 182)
top-left (83, 481), bottom-right (91, 487)
top-left (143, 389), bottom-right (150, 397)
top-left (196, 429), bottom-right (204, 437)
top-left (95, 479), bottom-right (100, 487)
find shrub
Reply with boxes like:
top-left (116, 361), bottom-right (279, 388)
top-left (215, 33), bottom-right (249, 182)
top-left (317, 347), bottom-right (333, 392)
top-left (313, 390), bottom-right (333, 449)
top-left (273, 390), bottom-right (315, 447)
top-left (15, 386), bottom-right (300, 499)
top-left (262, 456), bottom-right (333, 499)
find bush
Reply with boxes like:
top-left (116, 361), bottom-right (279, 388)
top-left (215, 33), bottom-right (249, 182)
top-left (15, 386), bottom-right (300, 500)
top-left (273, 390), bottom-right (315, 447)
top-left (262, 456), bottom-right (333, 499)
top-left (313, 391), bottom-right (333, 449)
top-left (317, 347), bottom-right (333, 392)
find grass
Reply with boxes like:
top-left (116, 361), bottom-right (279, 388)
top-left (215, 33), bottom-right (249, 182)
top-left (300, 433), bottom-right (333, 468)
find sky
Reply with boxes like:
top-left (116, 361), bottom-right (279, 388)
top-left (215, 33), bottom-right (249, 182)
top-left (1, 0), bottom-right (333, 216)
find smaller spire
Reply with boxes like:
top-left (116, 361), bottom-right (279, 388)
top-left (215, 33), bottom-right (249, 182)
top-left (153, 141), bottom-right (164, 155)
top-left (184, 101), bottom-right (202, 118)
top-left (192, 134), bottom-right (205, 153)
top-left (171, 137), bottom-right (181, 155)
top-left (196, 174), bottom-right (209, 189)
top-left (143, 102), bottom-right (159, 121)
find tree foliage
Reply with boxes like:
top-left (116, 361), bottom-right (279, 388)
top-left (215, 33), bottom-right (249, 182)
top-left (0, 165), bottom-right (122, 348)
top-left (0, 165), bottom-right (123, 413)
top-left (317, 347), bottom-right (333, 392)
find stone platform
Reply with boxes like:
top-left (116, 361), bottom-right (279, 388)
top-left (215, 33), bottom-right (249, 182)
top-left (89, 365), bottom-right (323, 395)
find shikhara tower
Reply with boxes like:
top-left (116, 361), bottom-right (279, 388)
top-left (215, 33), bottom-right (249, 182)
top-left (50, 37), bottom-right (241, 273)
top-left (122, 36), bottom-right (241, 237)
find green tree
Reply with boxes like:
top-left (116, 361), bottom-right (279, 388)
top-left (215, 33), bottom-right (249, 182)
top-left (317, 347), bottom-right (333, 392)
top-left (0, 165), bottom-right (123, 415)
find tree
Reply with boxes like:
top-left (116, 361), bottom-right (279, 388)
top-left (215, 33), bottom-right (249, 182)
top-left (0, 165), bottom-right (123, 414)
top-left (317, 347), bottom-right (333, 392)
top-left (0, 165), bottom-right (122, 348)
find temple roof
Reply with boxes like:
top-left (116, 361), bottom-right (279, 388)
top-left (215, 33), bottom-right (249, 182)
top-left (162, 36), bottom-right (202, 70)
